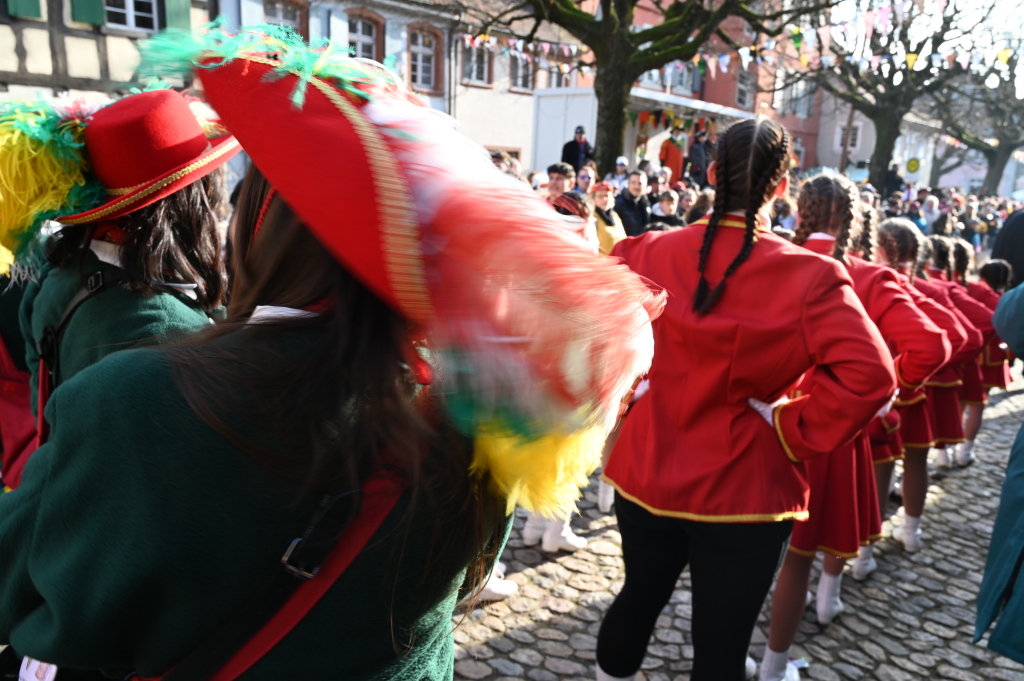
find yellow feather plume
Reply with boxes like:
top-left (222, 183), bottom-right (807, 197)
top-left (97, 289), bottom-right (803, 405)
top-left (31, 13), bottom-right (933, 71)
top-left (472, 425), bottom-right (605, 518)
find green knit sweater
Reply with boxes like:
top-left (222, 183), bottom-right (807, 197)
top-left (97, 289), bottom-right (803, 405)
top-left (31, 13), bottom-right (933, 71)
top-left (19, 248), bottom-right (212, 413)
top-left (0, 329), bottom-right (510, 680)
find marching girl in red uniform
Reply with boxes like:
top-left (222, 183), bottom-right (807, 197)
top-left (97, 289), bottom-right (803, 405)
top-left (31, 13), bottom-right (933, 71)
top-left (761, 175), bottom-right (948, 681)
top-left (922, 236), bottom-right (993, 468)
top-left (975, 259), bottom-right (1015, 396)
top-left (874, 219), bottom-right (972, 554)
top-left (596, 119), bottom-right (895, 681)
top-left (953, 241), bottom-right (1002, 465)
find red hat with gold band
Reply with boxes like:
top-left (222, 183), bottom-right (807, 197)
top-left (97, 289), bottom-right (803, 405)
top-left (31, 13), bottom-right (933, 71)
top-left (138, 25), bottom-right (665, 517)
top-left (59, 89), bottom-right (241, 225)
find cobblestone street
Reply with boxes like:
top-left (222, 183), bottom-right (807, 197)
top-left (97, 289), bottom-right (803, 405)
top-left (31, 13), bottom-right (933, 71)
top-left (454, 377), bottom-right (1024, 681)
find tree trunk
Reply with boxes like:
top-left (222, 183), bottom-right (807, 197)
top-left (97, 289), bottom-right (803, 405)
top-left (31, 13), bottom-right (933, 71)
top-left (869, 113), bottom-right (904, 191)
top-left (982, 144), bottom-right (1014, 195)
top-left (593, 58), bottom-right (636, 178)
top-left (929, 145), bottom-right (964, 188)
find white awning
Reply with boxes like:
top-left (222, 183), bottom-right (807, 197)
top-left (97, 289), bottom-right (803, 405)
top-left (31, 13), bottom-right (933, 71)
top-left (629, 87), bottom-right (757, 120)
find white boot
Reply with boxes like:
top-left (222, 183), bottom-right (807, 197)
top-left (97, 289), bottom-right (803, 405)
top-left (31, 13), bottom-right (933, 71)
top-left (596, 661), bottom-right (635, 681)
top-left (851, 545), bottom-right (878, 582)
top-left (522, 511), bottom-right (547, 547)
top-left (598, 479), bottom-right (615, 513)
top-left (469, 563), bottom-right (518, 602)
top-left (894, 514), bottom-right (921, 553)
top-left (759, 647), bottom-right (799, 681)
top-left (542, 515), bottom-right (588, 552)
top-left (934, 447), bottom-right (951, 468)
top-left (746, 655), bottom-right (757, 679)
top-left (957, 440), bottom-right (975, 466)
top-left (816, 570), bottom-right (845, 625)
top-left (805, 590), bottom-right (813, 608)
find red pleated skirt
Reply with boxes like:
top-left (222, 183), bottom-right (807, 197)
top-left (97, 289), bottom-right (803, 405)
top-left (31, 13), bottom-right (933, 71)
top-left (790, 433), bottom-right (880, 558)
top-left (928, 385), bottom-right (965, 445)
top-left (868, 411), bottom-right (903, 464)
top-left (959, 359), bottom-right (987, 405)
top-left (895, 395), bottom-right (934, 451)
top-left (982, 343), bottom-right (1012, 390)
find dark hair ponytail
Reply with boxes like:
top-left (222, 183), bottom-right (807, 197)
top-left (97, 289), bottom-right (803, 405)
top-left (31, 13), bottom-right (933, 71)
top-left (693, 119), bottom-right (792, 315)
top-left (928, 235), bottom-right (952, 280)
top-left (979, 258), bottom-right (1013, 291)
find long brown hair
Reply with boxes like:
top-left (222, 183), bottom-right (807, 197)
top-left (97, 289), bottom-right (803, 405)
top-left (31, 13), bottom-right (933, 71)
top-left (693, 118), bottom-right (791, 315)
top-left (929, 235), bottom-right (953, 280)
top-left (47, 170), bottom-right (228, 311)
top-left (793, 174), bottom-right (860, 261)
top-left (169, 165), bottom-right (504, 642)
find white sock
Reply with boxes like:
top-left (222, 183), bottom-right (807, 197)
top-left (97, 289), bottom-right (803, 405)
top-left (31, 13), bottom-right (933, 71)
top-left (962, 440), bottom-right (974, 455)
top-left (758, 647), bottom-right (790, 681)
top-left (904, 514), bottom-right (921, 533)
top-left (857, 544), bottom-right (873, 561)
top-left (817, 570), bottom-right (844, 623)
top-left (596, 661), bottom-right (635, 681)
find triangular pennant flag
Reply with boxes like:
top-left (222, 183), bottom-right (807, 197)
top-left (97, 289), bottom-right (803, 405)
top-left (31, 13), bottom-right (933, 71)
top-left (936, 0), bottom-right (946, 14)
top-left (562, 44), bottom-right (571, 57)
top-left (638, 111), bottom-right (650, 126)
top-left (683, 118), bottom-right (693, 129)
top-left (570, 45), bottom-right (578, 56)
top-left (707, 55), bottom-right (718, 78)
top-left (998, 48), bottom-right (1013, 64)
top-left (906, 53), bottom-right (918, 69)
top-left (804, 28), bottom-right (817, 49)
top-left (871, 55), bottom-right (881, 71)
top-left (913, 0), bottom-right (925, 12)
top-left (698, 58), bottom-right (706, 74)
top-left (693, 54), bottom-right (701, 64)
top-left (698, 117), bottom-right (706, 131)
top-left (541, 43), bottom-right (550, 54)
top-left (894, 3), bottom-right (904, 28)
top-left (765, 40), bottom-right (776, 51)
top-left (791, 30), bottom-right (803, 52)
top-left (739, 47), bottom-right (753, 70)
top-left (821, 55), bottom-right (833, 68)
top-left (946, 53), bottom-right (956, 68)
top-left (876, 6), bottom-right (892, 31)
top-left (629, 112), bottom-right (638, 125)
top-left (864, 10), bottom-right (875, 40)
top-left (718, 54), bottom-right (730, 73)
top-left (931, 54), bottom-right (942, 68)
top-left (800, 55), bottom-right (810, 67)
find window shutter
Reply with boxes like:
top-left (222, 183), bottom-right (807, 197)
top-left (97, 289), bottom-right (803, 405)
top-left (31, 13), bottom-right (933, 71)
top-left (164, 0), bottom-right (191, 30)
top-left (7, 0), bottom-right (42, 19)
top-left (71, 0), bottom-right (104, 24)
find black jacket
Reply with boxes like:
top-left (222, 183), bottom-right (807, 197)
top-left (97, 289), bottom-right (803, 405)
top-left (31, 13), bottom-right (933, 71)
top-left (615, 192), bottom-right (651, 237)
top-left (561, 140), bottom-right (595, 172)
top-left (992, 210), bottom-right (1024, 288)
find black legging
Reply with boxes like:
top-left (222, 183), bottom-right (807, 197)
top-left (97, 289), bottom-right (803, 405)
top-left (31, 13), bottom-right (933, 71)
top-left (597, 493), bottom-right (793, 681)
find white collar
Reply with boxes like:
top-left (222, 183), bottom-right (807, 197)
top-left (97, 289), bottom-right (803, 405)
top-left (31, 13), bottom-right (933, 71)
top-left (89, 239), bottom-right (123, 268)
top-left (247, 305), bottom-right (320, 324)
top-left (807, 232), bottom-right (837, 241)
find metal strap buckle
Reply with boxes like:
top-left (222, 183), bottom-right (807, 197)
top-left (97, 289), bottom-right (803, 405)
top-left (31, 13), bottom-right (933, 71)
top-left (86, 271), bottom-right (105, 293)
top-left (280, 538), bottom-right (320, 580)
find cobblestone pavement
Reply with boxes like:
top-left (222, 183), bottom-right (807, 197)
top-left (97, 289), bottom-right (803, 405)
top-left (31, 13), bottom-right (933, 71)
top-left (453, 376), bottom-right (1024, 681)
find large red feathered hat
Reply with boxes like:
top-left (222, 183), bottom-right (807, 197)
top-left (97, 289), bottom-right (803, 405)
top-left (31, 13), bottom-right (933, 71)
top-left (138, 25), bottom-right (665, 515)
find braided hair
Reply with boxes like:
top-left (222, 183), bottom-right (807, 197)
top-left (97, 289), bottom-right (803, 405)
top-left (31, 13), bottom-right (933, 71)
top-left (877, 217), bottom-right (923, 282)
top-left (693, 118), bottom-right (792, 315)
top-left (979, 259), bottom-right (1013, 292)
top-left (857, 205), bottom-right (878, 261)
top-left (793, 173), bottom-right (861, 261)
top-left (928, 235), bottom-right (953, 280)
top-left (917, 235), bottom-right (934, 280)
top-left (950, 238), bottom-right (974, 284)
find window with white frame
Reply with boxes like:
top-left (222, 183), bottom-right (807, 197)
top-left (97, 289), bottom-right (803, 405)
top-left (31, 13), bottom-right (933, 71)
top-left (639, 68), bottom-right (661, 88)
top-left (463, 44), bottom-right (489, 84)
top-left (834, 123), bottom-right (862, 152)
top-left (671, 62), bottom-right (701, 95)
top-left (105, 0), bottom-right (158, 30)
top-left (349, 17), bottom-right (377, 60)
top-left (510, 54), bottom-right (533, 90)
top-left (264, 0), bottom-right (300, 29)
top-left (736, 70), bottom-right (755, 109)
top-left (409, 30), bottom-right (436, 90)
top-left (547, 64), bottom-right (572, 88)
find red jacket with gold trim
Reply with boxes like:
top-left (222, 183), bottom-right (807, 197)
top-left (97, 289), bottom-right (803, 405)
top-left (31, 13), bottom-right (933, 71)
top-left (967, 280), bottom-right (1011, 369)
top-left (604, 215), bottom-right (895, 522)
top-left (895, 274), bottom-right (966, 404)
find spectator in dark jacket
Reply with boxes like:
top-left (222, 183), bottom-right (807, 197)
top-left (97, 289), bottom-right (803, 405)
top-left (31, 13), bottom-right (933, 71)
top-left (614, 171), bottom-right (651, 237)
top-left (688, 131), bottom-right (710, 188)
top-left (884, 164), bottom-right (905, 198)
top-left (561, 126), bottom-right (595, 173)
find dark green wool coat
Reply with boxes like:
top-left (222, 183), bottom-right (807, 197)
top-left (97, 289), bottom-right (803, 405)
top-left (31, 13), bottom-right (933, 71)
top-left (0, 329), bottom-right (510, 680)
top-left (19, 249), bottom-right (211, 413)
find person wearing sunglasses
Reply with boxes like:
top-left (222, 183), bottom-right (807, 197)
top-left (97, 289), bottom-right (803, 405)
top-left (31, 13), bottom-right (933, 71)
top-left (576, 166), bottom-right (596, 193)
